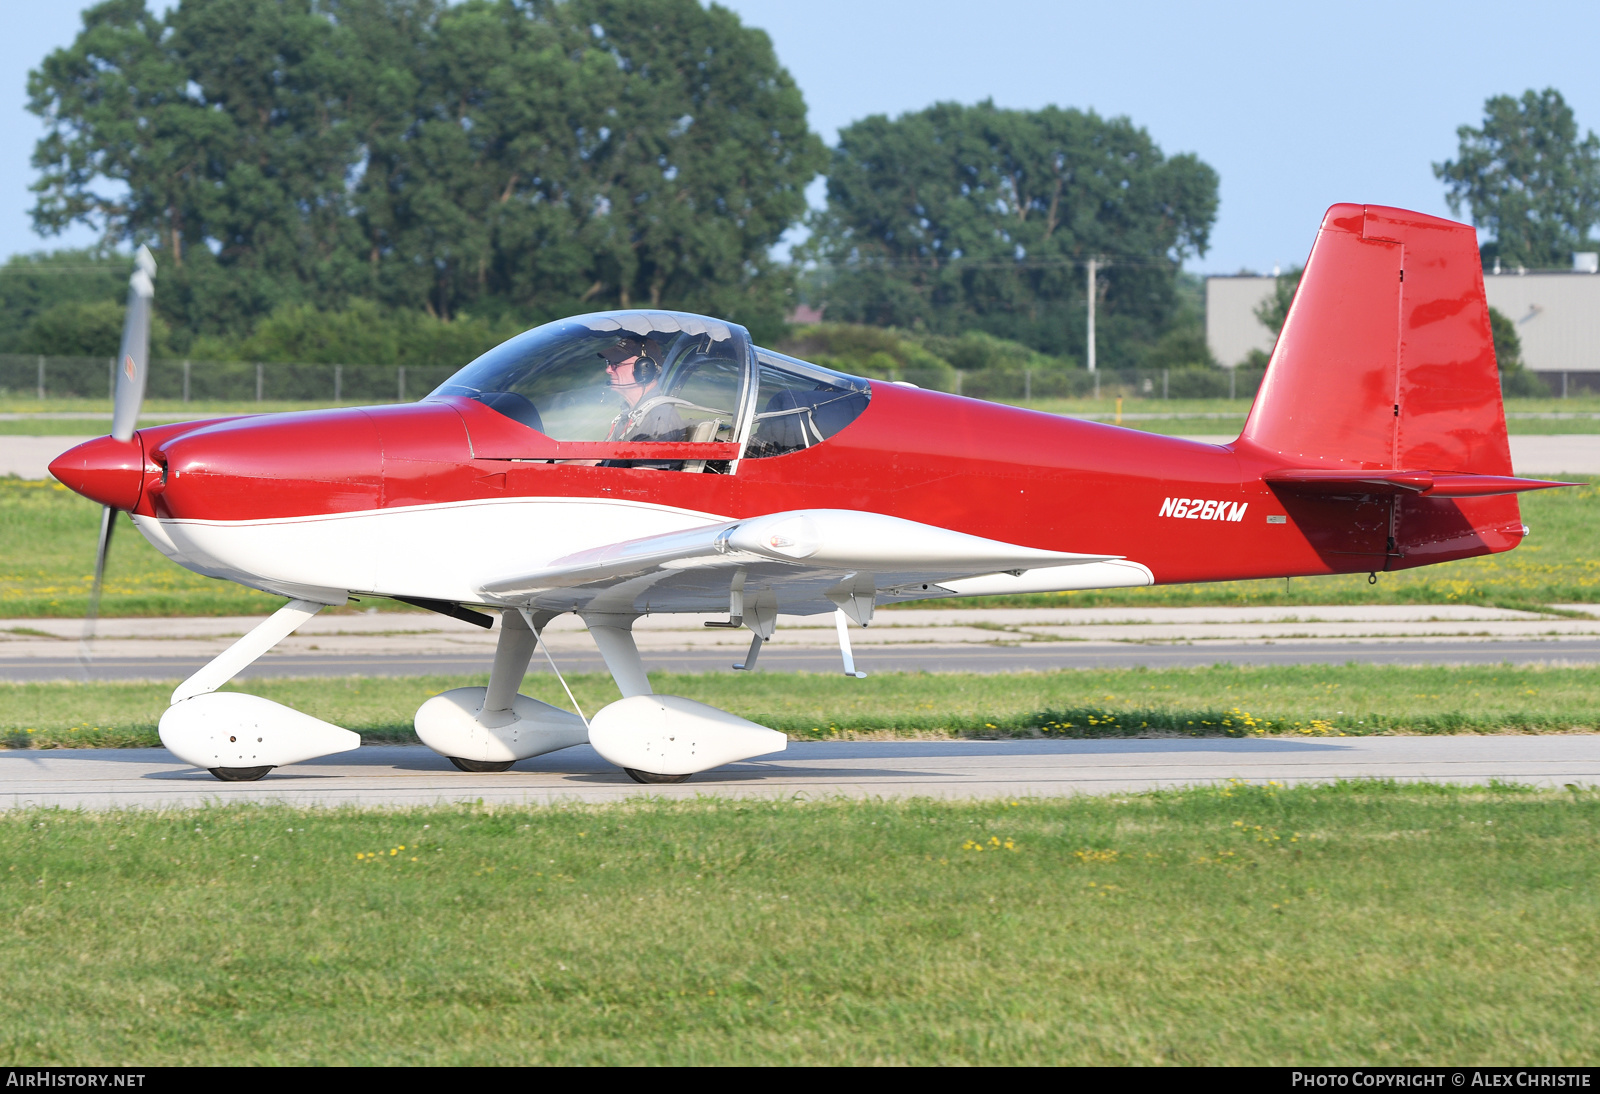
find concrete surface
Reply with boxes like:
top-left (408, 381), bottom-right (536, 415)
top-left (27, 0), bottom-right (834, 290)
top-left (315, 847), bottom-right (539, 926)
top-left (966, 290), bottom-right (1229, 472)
top-left (7, 605), bottom-right (1598, 680)
top-left (3, 736), bottom-right (1595, 810)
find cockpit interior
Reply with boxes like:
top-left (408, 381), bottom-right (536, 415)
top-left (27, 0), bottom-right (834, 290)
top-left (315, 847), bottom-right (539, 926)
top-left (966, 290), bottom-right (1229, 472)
top-left (431, 311), bottom-right (871, 470)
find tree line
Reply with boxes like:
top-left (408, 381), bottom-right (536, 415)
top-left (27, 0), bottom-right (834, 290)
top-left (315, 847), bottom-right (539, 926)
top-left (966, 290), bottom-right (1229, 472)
top-left (8, 0), bottom-right (1221, 372)
top-left (5, 0), bottom-right (1596, 380)
top-left (23, 0), bottom-right (823, 348)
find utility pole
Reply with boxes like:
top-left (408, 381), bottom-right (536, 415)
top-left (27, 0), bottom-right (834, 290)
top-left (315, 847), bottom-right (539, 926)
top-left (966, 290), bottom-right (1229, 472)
top-left (1085, 257), bottom-right (1100, 374)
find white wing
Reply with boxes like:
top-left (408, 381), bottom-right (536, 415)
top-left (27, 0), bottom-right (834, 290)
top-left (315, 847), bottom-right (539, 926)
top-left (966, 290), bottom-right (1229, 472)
top-left (477, 508), bottom-right (1116, 617)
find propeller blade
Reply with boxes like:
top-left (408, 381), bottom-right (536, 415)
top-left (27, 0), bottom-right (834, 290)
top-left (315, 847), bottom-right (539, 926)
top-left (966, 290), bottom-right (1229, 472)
top-left (78, 503), bottom-right (117, 669)
top-left (110, 246), bottom-right (157, 443)
top-left (86, 247), bottom-right (155, 668)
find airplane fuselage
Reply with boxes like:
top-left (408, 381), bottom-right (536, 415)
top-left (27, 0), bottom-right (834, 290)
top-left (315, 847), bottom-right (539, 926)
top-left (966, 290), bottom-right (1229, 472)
top-left (79, 382), bottom-right (1523, 611)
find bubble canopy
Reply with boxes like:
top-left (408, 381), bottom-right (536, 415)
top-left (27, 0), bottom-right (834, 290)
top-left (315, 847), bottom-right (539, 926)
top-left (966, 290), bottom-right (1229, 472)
top-left (430, 311), bottom-right (751, 442)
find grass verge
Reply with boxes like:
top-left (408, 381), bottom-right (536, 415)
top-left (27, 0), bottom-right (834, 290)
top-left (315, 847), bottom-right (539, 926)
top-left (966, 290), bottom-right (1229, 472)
top-left (2, 783), bottom-right (1596, 1064)
top-left (5, 663), bottom-right (1598, 750)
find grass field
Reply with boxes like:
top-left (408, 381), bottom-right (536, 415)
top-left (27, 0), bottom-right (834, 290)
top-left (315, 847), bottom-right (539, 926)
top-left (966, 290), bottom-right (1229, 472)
top-left (0, 479), bottom-right (284, 617)
top-left (1, 783), bottom-right (1594, 1064)
top-left (5, 472), bottom-right (1597, 617)
top-left (6, 663), bottom-right (1599, 750)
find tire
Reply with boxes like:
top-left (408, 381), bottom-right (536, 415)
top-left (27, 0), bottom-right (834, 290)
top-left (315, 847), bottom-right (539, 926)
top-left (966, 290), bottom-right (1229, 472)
top-left (209, 766), bottom-right (273, 782)
top-left (625, 768), bottom-right (691, 784)
top-left (448, 756), bottom-right (516, 773)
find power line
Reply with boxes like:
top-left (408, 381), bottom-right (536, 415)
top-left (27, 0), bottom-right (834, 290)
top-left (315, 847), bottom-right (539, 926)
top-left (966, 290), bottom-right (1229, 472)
top-left (807, 247), bottom-right (1188, 271)
top-left (0, 266), bottom-right (131, 275)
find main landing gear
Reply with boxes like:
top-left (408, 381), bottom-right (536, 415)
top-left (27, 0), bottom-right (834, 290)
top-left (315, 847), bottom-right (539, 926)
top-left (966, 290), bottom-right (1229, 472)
top-left (414, 608), bottom-right (589, 771)
top-left (418, 608), bottom-right (784, 784)
top-left (157, 598), bottom-right (788, 784)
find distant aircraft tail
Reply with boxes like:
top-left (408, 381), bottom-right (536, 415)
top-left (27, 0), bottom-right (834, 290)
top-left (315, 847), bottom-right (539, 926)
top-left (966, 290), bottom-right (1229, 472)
top-left (1236, 204), bottom-right (1562, 569)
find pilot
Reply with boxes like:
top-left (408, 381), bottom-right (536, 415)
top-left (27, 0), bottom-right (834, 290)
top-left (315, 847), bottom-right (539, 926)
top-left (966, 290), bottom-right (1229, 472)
top-left (587, 335), bottom-right (687, 469)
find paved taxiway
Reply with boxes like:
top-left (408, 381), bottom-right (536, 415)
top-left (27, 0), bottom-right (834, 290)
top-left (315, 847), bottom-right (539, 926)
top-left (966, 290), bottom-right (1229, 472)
top-left (3, 737), bottom-right (1596, 809)
top-left (6, 604), bottom-right (1598, 680)
top-left (11, 639), bottom-right (1600, 681)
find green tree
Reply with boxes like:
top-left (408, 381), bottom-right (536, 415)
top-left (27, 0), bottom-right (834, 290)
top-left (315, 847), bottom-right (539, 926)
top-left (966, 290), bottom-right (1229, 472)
top-left (0, 249), bottom-right (130, 352)
top-left (908, 329), bottom-right (1061, 373)
top-left (1434, 88), bottom-right (1600, 269)
top-left (1253, 265), bottom-right (1302, 339)
top-left (29, 0), bottom-right (377, 339)
top-left (1488, 306), bottom-right (1523, 371)
top-left (803, 100), bottom-right (1218, 362)
top-left (1487, 305), bottom-right (1549, 396)
top-left (18, 299), bottom-right (173, 357)
top-left (27, 0), bottom-right (823, 345)
top-left (776, 323), bottom-right (956, 388)
top-left (190, 299), bottom-right (518, 367)
top-left (360, 0), bottom-right (823, 339)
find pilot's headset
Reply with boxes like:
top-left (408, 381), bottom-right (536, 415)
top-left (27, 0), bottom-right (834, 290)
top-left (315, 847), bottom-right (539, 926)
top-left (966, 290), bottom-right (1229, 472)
top-left (603, 336), bottom-right (664, 386)
top-left (633, 344), bottom-right (662, 385)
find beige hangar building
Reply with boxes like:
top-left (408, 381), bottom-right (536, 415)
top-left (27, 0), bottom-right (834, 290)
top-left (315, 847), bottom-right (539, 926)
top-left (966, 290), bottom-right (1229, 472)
top-left (1206, 258), bottom-right (1600, 389)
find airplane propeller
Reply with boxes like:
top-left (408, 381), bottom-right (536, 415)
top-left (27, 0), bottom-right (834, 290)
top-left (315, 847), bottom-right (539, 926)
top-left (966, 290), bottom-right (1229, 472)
top-left (79, 246), bottom-right (156, 667)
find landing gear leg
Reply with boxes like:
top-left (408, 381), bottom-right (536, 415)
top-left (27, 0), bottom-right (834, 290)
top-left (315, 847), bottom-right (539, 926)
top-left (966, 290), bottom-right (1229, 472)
top-left (441, 608), bottom-right (541, 773)
top-left (585, 612), bottom-right (688, 781)
top-left (582, 612), bottom-right (652, 697)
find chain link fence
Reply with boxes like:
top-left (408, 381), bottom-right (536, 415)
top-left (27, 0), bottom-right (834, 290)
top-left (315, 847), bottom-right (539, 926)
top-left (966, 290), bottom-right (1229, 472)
top-left (0, 355), bottom-right (460, 403)
top-left (902, 366), bottom-right (1269, 401)
top-left (1543, 371), bottom-right (1600, 397)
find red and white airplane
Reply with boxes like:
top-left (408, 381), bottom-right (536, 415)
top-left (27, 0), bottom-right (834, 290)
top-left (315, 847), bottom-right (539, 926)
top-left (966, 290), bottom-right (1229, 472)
top-left (50, 204), bottom-right (1566, 783)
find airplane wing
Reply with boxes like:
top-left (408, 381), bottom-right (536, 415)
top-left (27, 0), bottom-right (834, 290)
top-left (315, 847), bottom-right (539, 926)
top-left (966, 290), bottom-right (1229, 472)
top-left (477, 509), bottom-right (1117, 618)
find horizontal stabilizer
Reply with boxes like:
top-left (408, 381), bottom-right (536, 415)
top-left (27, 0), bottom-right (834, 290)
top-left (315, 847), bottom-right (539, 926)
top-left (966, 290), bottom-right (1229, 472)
top-left (1264, 469), bottom-right (1574, 498)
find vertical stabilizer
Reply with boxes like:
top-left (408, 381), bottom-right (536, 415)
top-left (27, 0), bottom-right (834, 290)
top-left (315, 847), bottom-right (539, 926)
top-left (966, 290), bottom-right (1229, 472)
top-left (1239, 204), bottom-right (1512, 477)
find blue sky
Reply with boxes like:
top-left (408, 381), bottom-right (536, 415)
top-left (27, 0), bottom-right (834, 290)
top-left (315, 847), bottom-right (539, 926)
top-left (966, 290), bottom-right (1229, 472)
top-left (3, 0), bottom-right (1597, 274)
